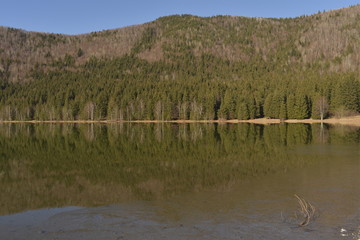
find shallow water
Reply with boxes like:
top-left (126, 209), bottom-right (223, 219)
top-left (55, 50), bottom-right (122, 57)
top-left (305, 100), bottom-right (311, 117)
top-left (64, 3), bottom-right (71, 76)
top-left (0, 123), bottom-right (359, 239)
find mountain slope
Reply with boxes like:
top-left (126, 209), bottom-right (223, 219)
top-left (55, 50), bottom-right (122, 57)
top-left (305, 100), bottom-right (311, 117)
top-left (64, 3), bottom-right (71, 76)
top-left (0, 5), bottom-right (360, 121)
top-left (2, 5), bottom-right (360, 82)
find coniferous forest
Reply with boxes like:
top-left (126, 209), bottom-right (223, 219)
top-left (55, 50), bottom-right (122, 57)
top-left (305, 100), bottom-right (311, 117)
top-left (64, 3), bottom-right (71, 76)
top-left (1, 7), bottom-right (360, 121)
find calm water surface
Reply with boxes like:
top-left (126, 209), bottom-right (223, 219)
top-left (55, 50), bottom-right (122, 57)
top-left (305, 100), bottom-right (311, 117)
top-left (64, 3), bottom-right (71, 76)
top-left (0, 123), bottom-right (359, 240)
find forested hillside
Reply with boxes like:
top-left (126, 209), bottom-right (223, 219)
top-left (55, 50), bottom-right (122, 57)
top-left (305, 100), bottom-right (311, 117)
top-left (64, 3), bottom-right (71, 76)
top-left (1, 5), bottom-right (360, 121)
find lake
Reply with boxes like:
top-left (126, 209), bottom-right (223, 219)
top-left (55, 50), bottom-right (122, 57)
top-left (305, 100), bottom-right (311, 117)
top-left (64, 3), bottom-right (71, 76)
top-left (0, 123), bottom-right (359, 240)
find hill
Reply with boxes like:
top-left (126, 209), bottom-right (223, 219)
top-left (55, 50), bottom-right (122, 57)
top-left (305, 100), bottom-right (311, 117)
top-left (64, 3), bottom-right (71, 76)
top-left (1, 6), bottom-right (360, 121)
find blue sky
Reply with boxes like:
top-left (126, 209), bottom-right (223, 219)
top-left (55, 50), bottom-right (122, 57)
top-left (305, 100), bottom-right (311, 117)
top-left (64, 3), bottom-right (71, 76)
top-left (1, 0), bottom-right (360, 35)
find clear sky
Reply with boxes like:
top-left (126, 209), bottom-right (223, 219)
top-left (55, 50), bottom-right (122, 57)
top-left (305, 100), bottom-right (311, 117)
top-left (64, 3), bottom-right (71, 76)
top-left (1, 0), bottom-right (360, 35)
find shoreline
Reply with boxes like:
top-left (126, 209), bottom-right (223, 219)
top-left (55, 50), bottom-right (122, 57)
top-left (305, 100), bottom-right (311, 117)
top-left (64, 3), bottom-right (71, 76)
top-left (1, 116), bottom-right (360, 127)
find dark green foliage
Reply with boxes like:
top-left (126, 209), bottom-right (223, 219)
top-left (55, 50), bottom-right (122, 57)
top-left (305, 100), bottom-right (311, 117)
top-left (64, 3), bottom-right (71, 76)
top-left (237, 101), bottom-right (250, 120)
top-left (279, 100), bottom-right (287, 120)
top-left (131, 27), bottom-right (157, 55)
top-left (77, 48), bottom-right (84, 57)
top-left (264, 93), bottom-right (287, 119)
top-left (0, 53), bottom-right (359, 121)
top-left (330, 74), bottom-right (360, 116)
top-left (63, 54), bottom-right (75, 67)
top-left (294, 94), bottom-right (311, 119)
top-left (96, 92), bottom-right (109, 119)
top-left (1, 12), bottom-right (360, 120)
top-left (219, 90), bottom-right (236, 120)
top-left (338, 77), bottom-right (360, 112)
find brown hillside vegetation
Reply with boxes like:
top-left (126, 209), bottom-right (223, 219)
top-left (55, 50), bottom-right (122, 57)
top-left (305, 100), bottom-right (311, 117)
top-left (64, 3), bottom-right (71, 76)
top-left (0, 24), bottom-right (149, 82)
top-left (1, 5), bottom-right (360, 83)
top-left (1, 5), bottom-right (360, 122)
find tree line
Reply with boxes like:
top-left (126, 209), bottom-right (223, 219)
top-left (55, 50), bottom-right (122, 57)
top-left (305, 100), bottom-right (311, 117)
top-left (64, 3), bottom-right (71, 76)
top-left (0, 53), bottom-right (360, 121)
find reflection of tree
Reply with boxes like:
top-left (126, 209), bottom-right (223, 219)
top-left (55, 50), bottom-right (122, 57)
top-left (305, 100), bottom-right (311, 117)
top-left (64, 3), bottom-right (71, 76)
top-left (312, 124), bottom-right (330, 144)
top-left (84, 123), bottom-right (95, 141)
top-left (286, 124), bottom-right (312, 146)
top-left (0, 123), bottom-right (359, 215)
top-left (329, 125), bottom-right (360, 144)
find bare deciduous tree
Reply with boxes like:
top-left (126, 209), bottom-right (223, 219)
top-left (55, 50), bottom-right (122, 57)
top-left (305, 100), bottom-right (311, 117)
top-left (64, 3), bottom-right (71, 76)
top-left (84, 102), bottom-right (95, 120)
top-left (155, 101), bottom-right (163, 120)
top-left (315, 96), bottom-right (329, 121)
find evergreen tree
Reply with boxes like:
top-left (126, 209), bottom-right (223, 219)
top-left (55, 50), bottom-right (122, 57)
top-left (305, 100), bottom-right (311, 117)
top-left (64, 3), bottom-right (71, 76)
top-left (237, 102), bottom-right (250, 120)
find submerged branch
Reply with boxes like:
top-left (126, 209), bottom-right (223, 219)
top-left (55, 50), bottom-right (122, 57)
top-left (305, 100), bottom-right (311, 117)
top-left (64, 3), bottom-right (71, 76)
top-left (294, 194), bottom-right (316, 227)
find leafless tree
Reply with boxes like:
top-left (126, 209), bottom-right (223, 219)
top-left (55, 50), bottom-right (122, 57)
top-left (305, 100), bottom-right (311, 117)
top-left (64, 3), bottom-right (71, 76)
top-left (155, 101), bottom-right (163, 120)
top-left (315, 96), bottom-right (329, 121)
top-left (84, 102), bottom-right (95, 120)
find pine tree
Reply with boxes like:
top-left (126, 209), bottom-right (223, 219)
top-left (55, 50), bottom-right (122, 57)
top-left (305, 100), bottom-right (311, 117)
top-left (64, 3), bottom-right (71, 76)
top-left (279, 100), bottom-right (287, 120)
top-left (237, 102), bottom-right (250, 120)
top-left (219, 90), bottom-right (236, 120)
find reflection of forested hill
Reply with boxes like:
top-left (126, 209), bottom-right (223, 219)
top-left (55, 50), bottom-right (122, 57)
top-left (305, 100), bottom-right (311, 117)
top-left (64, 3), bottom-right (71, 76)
top-left (0, 123), bottom-right (359, 215)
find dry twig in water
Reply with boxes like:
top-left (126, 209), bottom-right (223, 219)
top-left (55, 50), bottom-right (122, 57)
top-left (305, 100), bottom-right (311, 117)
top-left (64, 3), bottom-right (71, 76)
top-left (294, 194), bottom-right (316, 227)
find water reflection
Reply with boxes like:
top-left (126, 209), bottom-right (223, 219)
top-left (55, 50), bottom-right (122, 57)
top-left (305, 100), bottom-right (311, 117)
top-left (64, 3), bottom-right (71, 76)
top-left (0, 123), bottom-right (359, 216)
